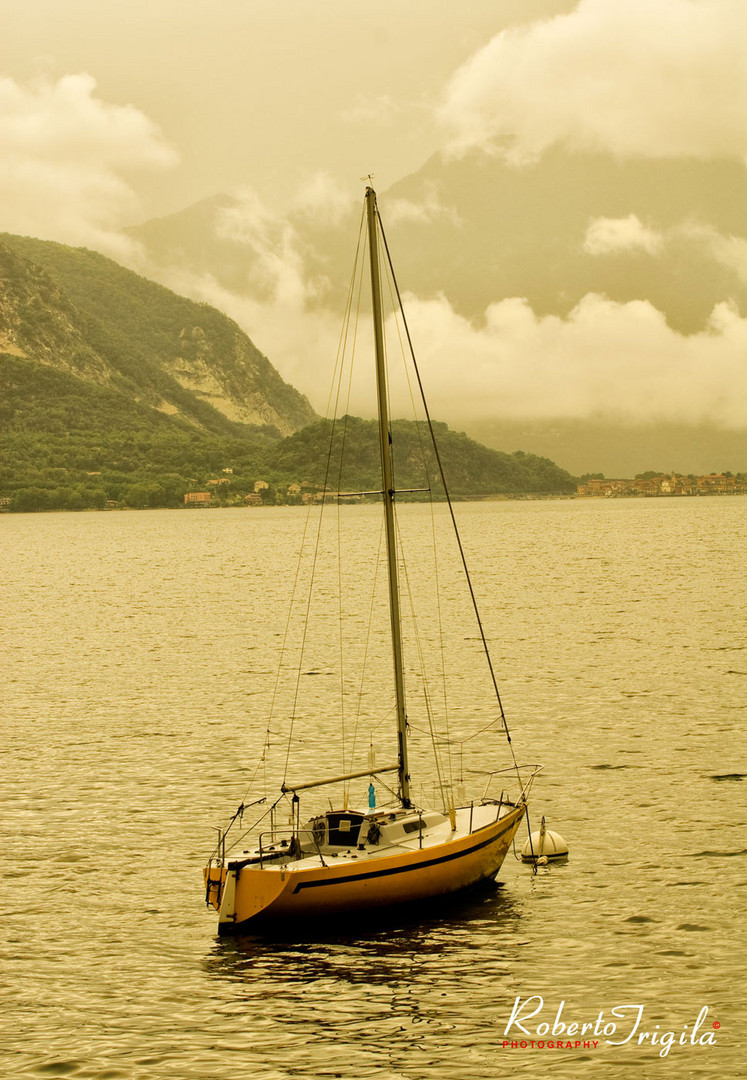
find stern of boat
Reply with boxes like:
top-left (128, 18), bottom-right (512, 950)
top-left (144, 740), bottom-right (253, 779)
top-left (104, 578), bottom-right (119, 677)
top-left (204, 860), bottom-right (226, 912)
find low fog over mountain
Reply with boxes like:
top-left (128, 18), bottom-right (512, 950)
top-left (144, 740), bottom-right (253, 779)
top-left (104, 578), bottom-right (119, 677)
top-left (126, 148), bottom-right (747, 475)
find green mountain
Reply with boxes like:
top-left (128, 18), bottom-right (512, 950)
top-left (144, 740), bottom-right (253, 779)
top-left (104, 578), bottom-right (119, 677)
top-left (0, 234), bottom-right (314, 510)
top-left (0, 234), bottom-right (317, 434)
top-left (265, 416), bottom-right (576, 498)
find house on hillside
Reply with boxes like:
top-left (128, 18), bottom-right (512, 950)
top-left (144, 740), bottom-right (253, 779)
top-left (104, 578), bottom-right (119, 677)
top-left (184, 492), bottom-right (212, 506)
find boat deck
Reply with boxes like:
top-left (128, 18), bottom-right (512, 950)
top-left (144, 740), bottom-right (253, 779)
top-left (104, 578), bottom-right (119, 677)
top-left (225, 802), bottom-right (516, 874)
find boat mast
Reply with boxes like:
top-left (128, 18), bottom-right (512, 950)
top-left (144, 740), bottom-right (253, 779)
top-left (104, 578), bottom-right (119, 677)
top-left (365, 185), bottom-right (411, 808)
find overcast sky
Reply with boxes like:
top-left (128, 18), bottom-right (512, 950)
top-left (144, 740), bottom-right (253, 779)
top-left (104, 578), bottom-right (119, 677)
top-left (1, 0), bottom-right (575, 216)
top-left (2, 0), bottom-right (746, 458)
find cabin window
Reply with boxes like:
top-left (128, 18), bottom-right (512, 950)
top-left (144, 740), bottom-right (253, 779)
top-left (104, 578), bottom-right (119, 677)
top-left (402, 819), bottom-right (424, 834)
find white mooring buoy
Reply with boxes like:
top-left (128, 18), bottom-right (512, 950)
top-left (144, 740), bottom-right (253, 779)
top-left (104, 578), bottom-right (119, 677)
top-left (521, 816), bottom-right (569, 864)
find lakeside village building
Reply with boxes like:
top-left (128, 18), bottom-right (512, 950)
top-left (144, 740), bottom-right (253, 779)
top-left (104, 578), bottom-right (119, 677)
top-left (185, 480), bottom-right (315, 507)
top-left (576, 473), bottom-right (745, 497)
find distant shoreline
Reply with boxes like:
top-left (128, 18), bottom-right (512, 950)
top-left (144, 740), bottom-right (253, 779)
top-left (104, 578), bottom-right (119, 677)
top-left (2, 490), bottom-right (745, 515)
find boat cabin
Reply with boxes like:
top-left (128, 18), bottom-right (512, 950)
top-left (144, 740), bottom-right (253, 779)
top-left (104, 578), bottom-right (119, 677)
top-left (300, 808), bottom-right (451, 854)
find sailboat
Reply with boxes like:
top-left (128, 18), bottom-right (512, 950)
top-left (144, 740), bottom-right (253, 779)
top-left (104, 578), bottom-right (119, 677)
top-left (204, 184), bottom-right (539, 933)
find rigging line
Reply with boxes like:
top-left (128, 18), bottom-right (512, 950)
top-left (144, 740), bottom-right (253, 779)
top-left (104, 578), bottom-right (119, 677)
top-left (380, 253), bottom-right (455, 798)
top-left (393, 505), bottom-right (448, 811)
top-left (343, 510), bottom-right (386, 806)
top-left (240, 611), bottom-right (307, 806)
top-left (457, 717), bottom-right (505, 743)
top-left (376, 207), bottom-right (522, 780)
top-left (323, 199), bottom-right (367, 421)
top-left (336, 231), bottom-right (368, 783)
top-left (282, 450), bottom-right (333, 785)
top-left (335, 432), bottom-right (349, 785)
top-left (236, 738), bottom-right (270, 811)
top-left (373, 773), bottom-right (403, 804)
top-left (282, 209), bottom-right (367, 785)
top-left (372, 221), bottom-right (396, 498)
top-left (428, 497), bottom-right (453, 795)
top-left (209, 797), bottom-right (263, 858)
top-left (252, 490), bottom-right (325, 796)
top-left (218, 794), bottom-right (287, 857)
top-left (335, 475), bottom-right (348, 781)
top-left (380, 245), bottom-right (436, 498)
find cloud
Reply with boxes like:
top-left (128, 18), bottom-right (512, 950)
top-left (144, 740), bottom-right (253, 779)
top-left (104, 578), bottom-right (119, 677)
top-left (155, 262), bottom-right (747, 431)
top-left (213, 181), bottom-right (350, 309)
top-left (0, 74), bottom-right (177, 259)
top-left (387, 183), bottom-right (462, 227)
top-left (215, 187), bottom-right (308, 307)
top-left (290, 171), bottom-right (352, 227)
top-left (341, 93), bottom-right (411, 126)
top-left (583, 215), bottom-right (664, 255)
top-left (582, 216), bottom-right (747, 285)
top-left (681, 223), bottom-right (747, 285)
top-left (140, 183), bottom-right (746, 434)
top-left (390, 291), bottom-right (747, 428)
top-left (440, 0), bottom-right (747, 162)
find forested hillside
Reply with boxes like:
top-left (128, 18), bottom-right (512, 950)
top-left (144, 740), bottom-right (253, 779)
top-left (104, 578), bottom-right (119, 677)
top-left (0, 235), bottom-right (316, 433)
top-left (266, 417), bottom-right (576, 498)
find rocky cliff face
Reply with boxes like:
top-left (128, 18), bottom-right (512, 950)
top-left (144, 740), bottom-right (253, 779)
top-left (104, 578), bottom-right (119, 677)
top-left (0, 243), bottom-right (112, 384)
top-left (0, 234), bottom-right (317, 436)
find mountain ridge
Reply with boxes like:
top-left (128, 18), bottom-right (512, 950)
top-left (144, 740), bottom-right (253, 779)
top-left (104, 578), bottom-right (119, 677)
top-left (126, 148), bottom-right (747, 335)
top-left (0, 233), bottom-right (317, 436)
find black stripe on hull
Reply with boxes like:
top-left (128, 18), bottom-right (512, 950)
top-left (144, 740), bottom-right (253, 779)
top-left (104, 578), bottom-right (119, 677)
top-left (292, 813), bottom-right (521, 893)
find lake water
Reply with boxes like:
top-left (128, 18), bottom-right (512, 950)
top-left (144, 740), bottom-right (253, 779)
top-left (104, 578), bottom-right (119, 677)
top-left (2, 498), bottom-right (745, 1079)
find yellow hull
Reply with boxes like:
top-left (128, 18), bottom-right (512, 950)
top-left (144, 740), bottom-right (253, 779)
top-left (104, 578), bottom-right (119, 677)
top-left (215, 804), bottom-right (525, 933)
